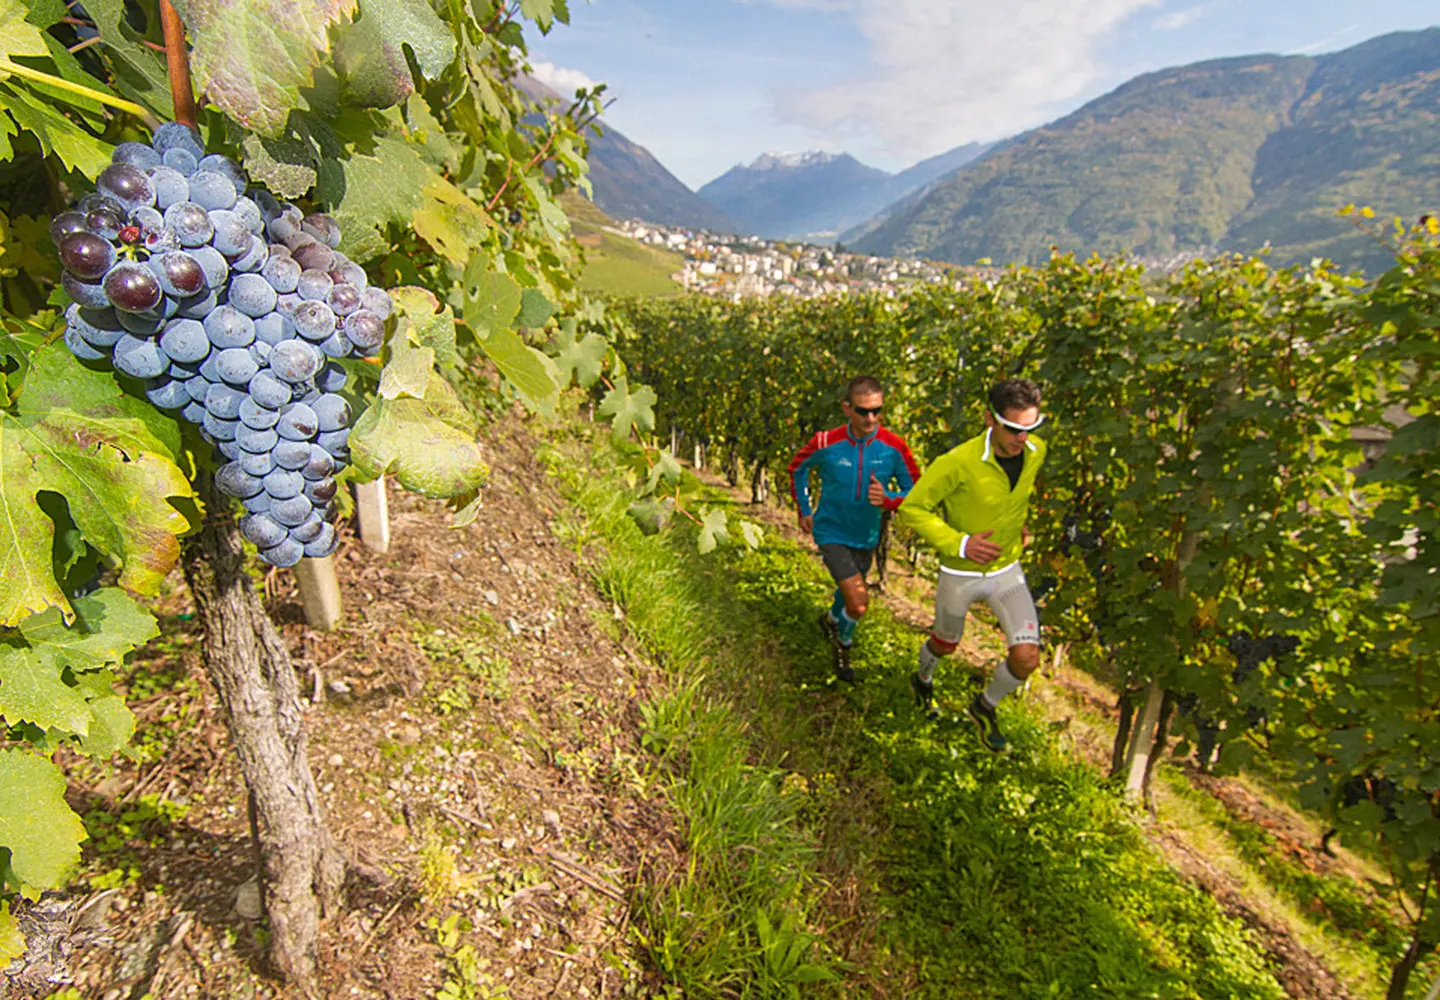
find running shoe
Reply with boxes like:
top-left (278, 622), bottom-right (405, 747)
top-left (910, 671), bottom-right (937, 717)
top-left (833, 642), bottom-right (855, 683)
top-left (967, 693), bottom-right (1008, 753)
top-left (818, 610), bottom-right (841, 649)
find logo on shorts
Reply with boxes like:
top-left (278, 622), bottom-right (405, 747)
top-left (1025, 622), bottom-right (1036, 633)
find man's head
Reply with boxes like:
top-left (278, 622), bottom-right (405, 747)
top-left (984, 378), bottom-right (1043, 458)
top-left (841, 375), bottom-right (884, 437)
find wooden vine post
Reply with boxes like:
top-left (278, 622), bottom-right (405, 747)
top-left (160, 5), bottom-right (343, 989)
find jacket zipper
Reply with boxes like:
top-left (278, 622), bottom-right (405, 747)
top-left (855, 437), bottom-right (867, 500)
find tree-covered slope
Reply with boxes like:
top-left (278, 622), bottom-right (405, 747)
top-left (853, 29), bottom-right (1440, 270)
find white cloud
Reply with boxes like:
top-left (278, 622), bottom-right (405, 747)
top-left (773, 0), bottom-right (1160, 158)
top-left (529, 60), bottom-right (598, 95)
top-left (1153, 5), bottom-right (1209, 30)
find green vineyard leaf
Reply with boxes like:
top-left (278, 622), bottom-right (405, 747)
top-left (177, 0), bottom-right (357, 135)
top-left (0, 749), bottom-right (85, 893)
top-left (0, 82), bottom-right (111, 177)
top-left (377, 325), bottom-right (435, 401)
top-left (80, 0), bottom-right (174, 116)
top-left (413, 180), bottom-right (495, 268)
top-left (0, 345), bottom-right (192, 626)
top-left (550, 322), bottom-right (608, 389)
top-left (239, 123), bottom-right (322, 199)
top-left (697, 509), bottom-right (728, 555)
top-left (0, 899), bottom-right (21, 968)
top-left (333, 0), bottom-right (454, 108)
top-left (75, 696), bottom-right (134, 758)
top-left (626, 496), bottom-right (674, 535)
top-left (740, 521), bottom-right (763, 550)
top-left (349, 396), bottom-right (488, 498)
top-left (597, 375), bottom-right (656, 442)
top-left (390, 285), bottom-right (461, 374)
top-left (322, 134), bottom-right (435, 262)
top-left (0, 1), bottom-right (48, 60)
top-left (461, 255), bottom-right (521, 339)
top-left (645, 448), bottom-right (681, 494)
top-left (480, 326), bottom-right (558, 413)
top-left (516, 288), bottom-right (554, 329)
top-left (518, 0), bottom-right (569, 32)
top-left (0, 635), bottom-right (90, 733)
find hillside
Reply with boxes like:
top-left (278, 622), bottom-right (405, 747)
top-left (517, 75), bottom-right (737, 232)
top-left (853, 29), bottom-right (1440, 270)
top-left (563, 193), bottom-right (685, 297)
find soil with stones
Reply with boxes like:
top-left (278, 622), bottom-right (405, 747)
top-left (4, 420), bottom-right (678, 1000)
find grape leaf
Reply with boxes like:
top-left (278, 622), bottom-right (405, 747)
top-left (413, 179), bottom-right (495, 268)
top-left (377, 324), bottom-right (434, 400)
top-left (0, 82), bottom-right (111, 177)
top-left (390, 285), bottom-right (460, 373)
top-left (349, 397), bottom-right (488, 498)
top-left (20, 587), bottom-right (159, 674)
top-left (0, 900), bottom-right (21, 968)
top-left (179, 0), bottom-right (357, 135)
top-left (321, 135), bottom-right (436, 263)
top-left (0, 0), bottom-right (48, 58)
top-left (0, 345), bottom-right (192, 626)
top-left (480, 326), bottom-right (557, 414)
top-left (0, 636), bottom-right (90, 733)
top-left (333, 0), bottom-right (454, 108)
top-left (645, 448), bottom-right (681, 494)
top-left (740, 521), bottom-right (763, 549)
top-left (697, 509), bottom-right (728, 555)
top-left (403, 93), bottom-right (459, 172)
top-left (519, 0), bottom-right (569, 32)
top-left (81, 0), bottom-right (174, 116)
top-left (461, 255), bottom-right (521, 339)
top-left (597, 375), bottom-right (656, 442)
top-left (0, 750), bottom-right (85, 892)
top-left (627, 496), bottom-right (674, 536)
top-left (76, 696), bottom-right (134, 757)
top-left (516, 288), bottom-right (553, 329)
top-left (549, 321), bottom-right (608, 388)
top-left (239, 126), bottom-right (320, 199)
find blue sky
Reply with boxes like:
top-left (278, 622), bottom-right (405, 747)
top-left (528, 0), bottom-right (1438, 190)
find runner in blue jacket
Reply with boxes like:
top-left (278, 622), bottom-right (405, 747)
top-left (787, 375), bottom-right (922, 681)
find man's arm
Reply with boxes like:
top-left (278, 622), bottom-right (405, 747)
top-left (787, 431), bottom-right (825, 527)
top-left (896, 454), bottom-right (967, 556)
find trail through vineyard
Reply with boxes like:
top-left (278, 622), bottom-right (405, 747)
top-left (26, 414), bottom-right (1428, 999)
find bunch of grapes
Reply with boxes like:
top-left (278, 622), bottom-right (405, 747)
top-left (53, 122), bottom-right (393, 568)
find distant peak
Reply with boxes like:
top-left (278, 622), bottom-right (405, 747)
top-left (747, 151), bottom-right (840, 170)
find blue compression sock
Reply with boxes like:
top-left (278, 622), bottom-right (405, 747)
top-left (829, 588), bottom-right (847, 624)
top-left (837, 609), bottom-right (859, 646)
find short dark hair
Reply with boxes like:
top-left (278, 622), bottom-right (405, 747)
top-left (845, 375), bottom-right (883, 401)
top-left (989, 378), bottom-right (1042, 415)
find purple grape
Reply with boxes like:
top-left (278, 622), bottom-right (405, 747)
top-left (262, 468), bottom-right (303, 500)
top-left (293, 301), bottom-right (336, 341)
top-left (205, 382), bottom-right (247, 419)
top-left (242, 491), bottom-right (273, 515)
top-left (85, 209), bottom-right (123, 241)
top-left (112, 334), bottom-right (171, 379)
top-left (297, 269), bottom-right (333, 302)
top-left (229, 273), bottom-right (278, 317)
top-left (305, 477), bottom-right (338, 504)
top-left (291, 242), bottom-right (334, 272)
top-left (336, 260), bottom-right (368, 289)
top-left (254, 311), bottom-right (290, 346)
top-left (269, 495), bottom-right (313, 528)
top-left (237, 425), bottom-right (279, 454)
top-left (238, 395), bottom-right (280, 430)
top-left (65, 324), bottom-right (108, 362)
top-left (142, 227), bottom-right (181, 255)
top-left (203, 305), bottom-right (255, 348)
top-left (216, 462), bottom-right (263, 499)
top-left (113, 141), bottom-right (162, 171)
top-left (202, 411), bottom-right (239, 442)
top-left (290, 513), bottom-right (325, 543)
top-left (317, 428), bottom-right (350, 460)
top-left (164, 201), bottom-right (213, 247)
top-left (275, 402), bottom-right (318, 441)
top-left (208, 209), bottom-right (250, 255)
top-left (152, 122), bottom-right (204, 159)
top-left (310, 393), bottom-right (350, 432)
top-left (215, 347), bottom-right (259, 385)
top-left (59, 232), bottom-right (115, 281)
top-left (231, 195), bottom-right (264, 233)
top-left (66, 304), bottom-right (125, 348)
top-left (117, 310), bottom-right (165, 336)
top-left (273, 438), bottom-right (312, 470)
top-left (49, 211), bottom-right (90, 246)
top-left (62, 272), bottom-right (111, 309)
top-left (183, 375), bottom-right (212, 403)
top-left (269, 340), bottom-right (320, 383)
top-left (315, 362), bottom-right (348, 393)
top-left (217, 439), bottom-right (242, 461)
top-left (182, 400), bottom-right (206, 424)
top-left (177, 288), bottom-right (221, 319)
top-left (261, 254), bottom-right (301, 294)
top-left (147, 165), bottom-right (190, 209)
top-left (199, 155), bottom-right (248, 197)
top-left (343, 310), bottom-right (385, 353)
top-left (260, 536), bottom-right (305, 567)
top-left (239, 450), bottom-right (275, 478)
top-left (302, 524), bottom-right (338, 558)
top-left (152, 251), bottom-right (207, 296)
top-left (97, 163), bottom-right (155, 212)
top-left (144, 376), bottom-right (190, 410)
top-left (103, 262), bottom-right (163, 313)
top-left (302, 445), bottom-right (335, 480)
top-left (301, 213), bottom-right (342, 249)
top-left (129, 206), bottom-right (164, 231)
top-left (228, 236), bottom-right (268, 274)
top-left (241, 513), bottom-right (287, 548)
top-left (187, 169), bottom-right (238, 211)
top-left (249, 370), bottom-right (292, 408)
top-left (162, 147), bottom-right (198, 176)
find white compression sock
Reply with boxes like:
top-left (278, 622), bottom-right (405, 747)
top-left (981, 660), bottom-right (1024, 708)
top-left (917, 642), bottom-right (941, 683)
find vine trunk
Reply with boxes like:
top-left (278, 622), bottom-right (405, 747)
top-left (180, 474), bottom-right (345, 990)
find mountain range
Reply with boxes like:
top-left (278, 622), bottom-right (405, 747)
top-left (849, 28), bottom-right (1440, 270)
top-left (696, 143), bottom-right (991, 240)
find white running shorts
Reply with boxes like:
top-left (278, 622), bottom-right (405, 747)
top-left (931, 561), bottom-right (1040, 649)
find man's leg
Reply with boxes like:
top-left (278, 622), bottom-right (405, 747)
top-left (912, 571), bottom-right (975, 714)
top-left (967, 567), bottom-right (1040, 752)
top-left (817, 546), bottom-right (871, 681)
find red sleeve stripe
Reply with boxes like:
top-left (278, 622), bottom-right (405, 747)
top-left (877, 428), bottom-right (923, 483)
top-left (787, 426), bottom-right (846, 503)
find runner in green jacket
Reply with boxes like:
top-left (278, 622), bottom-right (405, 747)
top-left (896, 378), bottom-right (1047, 752)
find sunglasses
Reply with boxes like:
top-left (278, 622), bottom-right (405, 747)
top-left (993, 410), bottom-right (1045, 432)
top-left (850, 405), bottom-right (883, 417)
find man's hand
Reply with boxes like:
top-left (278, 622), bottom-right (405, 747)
top-left (963, 529), bottom-right (1002, 565)
top-left (798, 514), bottom-right (814, 534)
top-left (1022, 528), bottom-right (1032, 549)
top-left (867, 474), bottom-right (888, 507)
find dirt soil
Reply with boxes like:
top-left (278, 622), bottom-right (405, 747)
top-left (4, 421), bottom-right (679, 1000)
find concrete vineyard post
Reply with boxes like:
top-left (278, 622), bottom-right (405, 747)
top-left (353, 477), bottom-right (391, 554)
top-left (293, 556), bottom-right (342, 631)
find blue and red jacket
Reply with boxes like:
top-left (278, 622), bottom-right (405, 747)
top-left (788, 424), bottom-right (922, 549)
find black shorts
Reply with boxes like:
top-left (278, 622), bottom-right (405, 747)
top-left (819, 543), bottom-right (873, 583)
